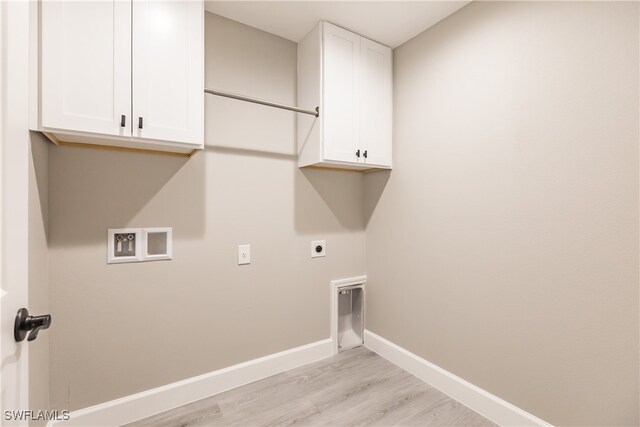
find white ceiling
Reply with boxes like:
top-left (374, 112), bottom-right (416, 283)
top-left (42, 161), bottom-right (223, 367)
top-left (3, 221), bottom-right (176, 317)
top-left (204, 1), bottom-right (470, 48)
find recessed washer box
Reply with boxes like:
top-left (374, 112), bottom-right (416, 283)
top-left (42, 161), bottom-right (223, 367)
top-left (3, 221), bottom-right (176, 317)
top-left (108, 228), bottom-right (142, 264)
top-left (107, 227), bottom-right (172, 264)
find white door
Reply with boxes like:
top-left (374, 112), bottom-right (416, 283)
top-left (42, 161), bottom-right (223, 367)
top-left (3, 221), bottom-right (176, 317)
top-left (360, 37), bottom-right (392, 168)
top-left (132, 0), bottom-right (204, 146)
top-left (40, 0), bottom-right (131, 137)
top-left (322, 23), bottom-right (361, 164)
top-left (2, 0), bottom-right (31, 419)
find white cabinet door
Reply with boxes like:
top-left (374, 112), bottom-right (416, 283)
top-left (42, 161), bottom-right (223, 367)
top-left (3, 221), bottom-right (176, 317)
top-left (41, 0), bottom-right (131, 136)
top-left (132, 0), bottom-right (204, 146)
top-left (322, 23), bottom-right (361, 164)
top-left (360, 37), bottom-right (392, 168)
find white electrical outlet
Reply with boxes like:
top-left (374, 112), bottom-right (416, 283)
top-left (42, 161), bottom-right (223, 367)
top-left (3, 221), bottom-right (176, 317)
top-left (238, 244), bottom-right (251, 265)
top-left (311, 240), bottom-right (326, 258)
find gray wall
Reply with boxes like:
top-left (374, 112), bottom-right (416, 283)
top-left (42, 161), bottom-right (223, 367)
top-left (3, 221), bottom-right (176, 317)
top-left (45, 4), bottom-right (639, 425)
top-left (364, 2), bottom-right (639, 426)
top-left (48, 13), bottom-right (365, 410)
top-left (29, 133), bottom-right (50, 423)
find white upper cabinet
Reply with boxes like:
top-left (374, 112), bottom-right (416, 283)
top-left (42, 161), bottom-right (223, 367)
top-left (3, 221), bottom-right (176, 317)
top-left (132, 0), bottom-right (203, 145)
top-left (298, 22), bottom-right (392, 170)
top-left (38, 0), bottom-right (204, 154)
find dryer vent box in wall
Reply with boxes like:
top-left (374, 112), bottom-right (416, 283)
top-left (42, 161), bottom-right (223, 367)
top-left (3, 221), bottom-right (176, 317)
top-left (331, 277), bottom-right (366, 354)
top-left (337, 286), bottom-right (364, 352)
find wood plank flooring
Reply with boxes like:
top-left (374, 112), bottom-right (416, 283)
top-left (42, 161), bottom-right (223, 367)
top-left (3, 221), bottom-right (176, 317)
top-left (124, 347), bottom-right (495, 427)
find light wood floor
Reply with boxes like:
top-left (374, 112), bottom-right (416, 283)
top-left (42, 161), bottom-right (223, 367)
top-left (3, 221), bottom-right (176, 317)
top-left (125, 347), bottom-right (495, 427)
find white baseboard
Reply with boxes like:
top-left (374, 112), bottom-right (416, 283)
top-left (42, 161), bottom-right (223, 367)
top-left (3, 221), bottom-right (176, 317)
top-left (364, 330), bottom-right (552, 427)
top-left (48, 330), bottom-right (551, 427)
top-left (51, 339), bottom-right (333, 427)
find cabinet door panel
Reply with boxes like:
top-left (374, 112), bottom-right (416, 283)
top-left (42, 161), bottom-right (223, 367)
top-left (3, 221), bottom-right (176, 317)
top-left (41, 0), bottom-right (131, 136)
top-left (360, 38), bottom-right (392, 168)
top-left (132, 0), bottom-right (203, 146)
top-left (322, 23), bottom-right (360, 164)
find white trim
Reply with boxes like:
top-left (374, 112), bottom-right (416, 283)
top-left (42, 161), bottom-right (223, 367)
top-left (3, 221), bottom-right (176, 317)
top-left (50, 339), bottom-right (333, 427)
top-left (330, 275), bottom-right (367, 354)
top-left (364, 330), bottom-right (552, 427)
top-left (329, 275), bottom-right (367, 289)
top-left (28, 0), bottom-right (39, 131)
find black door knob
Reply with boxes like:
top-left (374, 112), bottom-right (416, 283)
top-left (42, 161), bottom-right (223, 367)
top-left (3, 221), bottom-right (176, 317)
top-left (14, 308), bottom-right (52, 342)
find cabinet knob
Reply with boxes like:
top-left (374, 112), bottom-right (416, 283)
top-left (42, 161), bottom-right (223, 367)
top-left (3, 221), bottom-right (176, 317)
top-left (363, 150), bottom-right (368, 159)
top-left (120, 115), bottom-right (126, 127)
top-left (138, 117), bottom-right (144, 129)
top-left (356, 149), bottom-right (360, 158)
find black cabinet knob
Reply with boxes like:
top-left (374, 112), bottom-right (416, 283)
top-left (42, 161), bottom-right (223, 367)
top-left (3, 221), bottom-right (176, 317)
top-left (356, 149), bottom-right (360, 158)
top-left (120, 115), bottom-right (126, 127)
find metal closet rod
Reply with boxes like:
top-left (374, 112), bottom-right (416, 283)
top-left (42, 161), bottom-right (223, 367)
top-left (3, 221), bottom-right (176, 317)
top-left (205, 88), bottom-right (319, 117)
